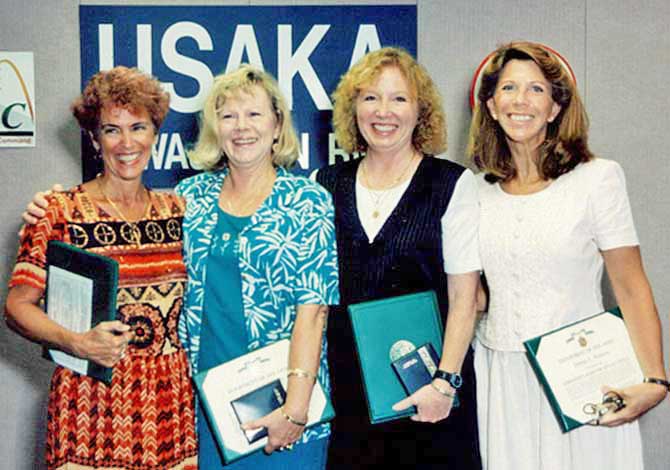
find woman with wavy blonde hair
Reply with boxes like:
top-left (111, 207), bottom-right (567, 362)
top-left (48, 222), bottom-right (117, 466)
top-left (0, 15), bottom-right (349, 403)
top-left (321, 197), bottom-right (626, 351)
top-left (177, 64), bottom-right (339, 469)
top-left (317, 47), bottom-right (482, 468)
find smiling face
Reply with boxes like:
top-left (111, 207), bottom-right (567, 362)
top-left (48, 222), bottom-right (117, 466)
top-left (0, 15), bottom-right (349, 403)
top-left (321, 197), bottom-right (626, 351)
top-left (486, 59), bottom-right (561, 149)
top-left (94, 104), bottom-right (155, 183)
top-left (355, 66), bottom-right (419, 157)
top-left (216, 85), bottom-right (280, 170)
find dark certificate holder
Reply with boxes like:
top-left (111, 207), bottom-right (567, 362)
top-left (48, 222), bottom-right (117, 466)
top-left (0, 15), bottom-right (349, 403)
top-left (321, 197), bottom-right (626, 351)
top-left (45, 240), bottom-right (119, 384)
top-left (348, 291), bottom-right (444, 424)
top-left (523, 307), bottom-right (639, 432)
top-left (231, 380), bottom-right (287, 443)
top-left (392, 343), bottom-right (460, 409)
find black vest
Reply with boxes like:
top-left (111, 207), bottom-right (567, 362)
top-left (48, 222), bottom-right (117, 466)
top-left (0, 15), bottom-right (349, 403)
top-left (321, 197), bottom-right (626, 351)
top-left (318, 157), bottom-right (482, 470)
top-left (317, 156), bottom-right (465, 319)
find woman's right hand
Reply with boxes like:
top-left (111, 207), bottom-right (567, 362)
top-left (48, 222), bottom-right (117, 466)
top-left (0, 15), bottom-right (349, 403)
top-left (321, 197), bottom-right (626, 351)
top-left (598, 383), bottom-right (667, 427)
top-left (241, 406), bottom-right (307, 454)
top-left (22, 184), bottom-right (63, 225)
top-left (71, 320), bottom-right (134, 368)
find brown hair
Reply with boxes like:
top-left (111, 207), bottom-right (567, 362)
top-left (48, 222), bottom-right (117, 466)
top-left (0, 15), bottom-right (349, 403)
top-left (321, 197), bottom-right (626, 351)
top-left (188, 64), bottom-right (300, 170)
top-left (71, 66), bottom-right (170, 135)
top-left (467, 41), bottom-right (593, 182)
top-left (332, 47), bottom-right (447, 155)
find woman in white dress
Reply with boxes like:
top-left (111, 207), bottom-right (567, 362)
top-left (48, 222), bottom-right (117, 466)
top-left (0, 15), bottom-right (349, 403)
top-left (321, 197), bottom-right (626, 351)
top-left (467, 41), bottom-right (668, 470)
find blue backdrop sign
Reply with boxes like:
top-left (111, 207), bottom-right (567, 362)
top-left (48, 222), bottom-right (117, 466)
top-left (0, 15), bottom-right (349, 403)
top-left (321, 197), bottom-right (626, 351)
top-left (80, 5), bottom-right (417, 188)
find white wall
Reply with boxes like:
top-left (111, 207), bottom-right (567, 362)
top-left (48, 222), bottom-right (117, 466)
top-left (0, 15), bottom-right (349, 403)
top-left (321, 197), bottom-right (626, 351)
top-left (1, 1), bottom-right (668, 469)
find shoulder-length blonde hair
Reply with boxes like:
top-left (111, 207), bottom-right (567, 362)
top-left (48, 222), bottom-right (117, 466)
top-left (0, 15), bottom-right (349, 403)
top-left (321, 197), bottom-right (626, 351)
top-left (467, 41), bottom-right (593, 182)
top-left (188, 64), bottom-right (300, 170)
top-left (332, 47), bottom-right (447, 155)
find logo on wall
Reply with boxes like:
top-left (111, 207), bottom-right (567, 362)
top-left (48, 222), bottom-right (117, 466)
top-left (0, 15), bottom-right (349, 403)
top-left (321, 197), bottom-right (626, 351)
top-left (0, 52), bottom-right (36, 147)
top-left (80, 5), bottom-right (417, 188)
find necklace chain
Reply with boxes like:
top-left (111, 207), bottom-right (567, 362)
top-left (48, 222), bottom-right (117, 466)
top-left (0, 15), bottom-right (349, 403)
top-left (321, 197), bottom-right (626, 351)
top-left (360, 153), bottom-right (417, 218)
top-left (97, 177), bottom-right (150, 246)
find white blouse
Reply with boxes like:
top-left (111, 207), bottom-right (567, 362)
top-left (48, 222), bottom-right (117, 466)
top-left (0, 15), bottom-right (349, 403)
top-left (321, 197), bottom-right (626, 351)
top-left (356, 168), bottom-right (481, 275)
top-left (476, 159), bottom-right (639, 351)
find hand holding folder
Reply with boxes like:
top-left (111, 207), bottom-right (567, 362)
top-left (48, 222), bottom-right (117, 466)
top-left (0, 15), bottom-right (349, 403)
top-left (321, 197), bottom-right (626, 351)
top-left (347, 291), bottom-right (448, 424)
top-left (392, 381), bottom-right (457, 422)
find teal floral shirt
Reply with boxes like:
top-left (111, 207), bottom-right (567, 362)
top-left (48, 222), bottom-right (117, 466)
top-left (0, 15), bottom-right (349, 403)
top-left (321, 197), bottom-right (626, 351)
top-left (175, 166), bottom-right (339, 442)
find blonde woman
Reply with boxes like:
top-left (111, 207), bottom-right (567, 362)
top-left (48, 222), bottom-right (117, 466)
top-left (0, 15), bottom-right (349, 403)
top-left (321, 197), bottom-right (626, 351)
top-left (177, 65), bottom-right (339, 469)
top-left (317, 47), bottom-right (482, 468)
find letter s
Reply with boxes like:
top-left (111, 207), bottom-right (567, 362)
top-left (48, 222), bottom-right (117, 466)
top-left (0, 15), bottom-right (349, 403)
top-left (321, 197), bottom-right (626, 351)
top-left (161, 21), bottom-right (214, 114)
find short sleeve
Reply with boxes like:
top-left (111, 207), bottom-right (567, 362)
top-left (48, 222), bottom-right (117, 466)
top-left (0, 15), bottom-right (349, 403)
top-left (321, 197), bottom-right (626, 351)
top-left (441, 169), bottom-right (482, 274)
top-left (589, 160), bottom-right (638, 250)
top-left (9, 195), bottom-right (66, 291)
top-left (294, 187), bottom-right (340, 306)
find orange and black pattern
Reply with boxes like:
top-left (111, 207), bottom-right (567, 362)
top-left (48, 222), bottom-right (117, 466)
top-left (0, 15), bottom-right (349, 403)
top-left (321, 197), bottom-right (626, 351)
top-left (10, 186), bottom-right (197, 470)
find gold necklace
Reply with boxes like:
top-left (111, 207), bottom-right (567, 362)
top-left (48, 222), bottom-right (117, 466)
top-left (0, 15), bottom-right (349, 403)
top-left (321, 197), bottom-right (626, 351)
top-left (97, 177), bottom-right (150, 246)
top-left (360, 153), bottom-right (417, 218)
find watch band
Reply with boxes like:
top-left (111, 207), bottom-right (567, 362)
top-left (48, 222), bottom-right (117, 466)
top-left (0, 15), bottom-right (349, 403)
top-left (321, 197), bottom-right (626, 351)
top-left (432, 369), bottom-right (463, 389)
top-left (643, 377), bottom-right (670, 392)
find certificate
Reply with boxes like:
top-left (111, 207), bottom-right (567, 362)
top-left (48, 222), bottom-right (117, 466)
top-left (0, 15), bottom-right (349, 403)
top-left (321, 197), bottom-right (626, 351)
top-left (524, 308), bottom-right (643, 432)
top-left (193, 339), bottom-right (334, 463)
top-left (45, 241), bottom-right (118, 383)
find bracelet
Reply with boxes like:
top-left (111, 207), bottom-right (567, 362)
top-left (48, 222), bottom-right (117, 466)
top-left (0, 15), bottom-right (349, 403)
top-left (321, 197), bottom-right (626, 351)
top-left (280, 406), bottom-right (307, 426)
top-left (643, 377), bottom-right (670, 392)
top-left (287, 368), bottom-right (316, 382)
top-left (430, 381), bottom-right (457, 399)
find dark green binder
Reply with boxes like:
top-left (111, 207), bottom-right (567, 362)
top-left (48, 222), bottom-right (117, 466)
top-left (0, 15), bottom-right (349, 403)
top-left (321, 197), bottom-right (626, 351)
top-left (348, 291), bottom-right (444, 424)
top-left (45, 240), bottom-right (119, 384)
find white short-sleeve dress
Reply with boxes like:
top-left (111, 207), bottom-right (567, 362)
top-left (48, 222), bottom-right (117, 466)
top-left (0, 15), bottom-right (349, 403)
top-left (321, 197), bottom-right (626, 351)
top-left (474, 158), bottom-right (644, 470)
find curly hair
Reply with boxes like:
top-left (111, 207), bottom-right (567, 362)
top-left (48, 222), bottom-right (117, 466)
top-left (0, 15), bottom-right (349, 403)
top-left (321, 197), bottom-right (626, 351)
top-left (331, 47), bottom-right (447, 155)
top-left (71, 66), bottom-right (169, 135)
top-left (188, 65), bottom-right (300, 171)
top-left (467, 41), bottom-right (593, 182)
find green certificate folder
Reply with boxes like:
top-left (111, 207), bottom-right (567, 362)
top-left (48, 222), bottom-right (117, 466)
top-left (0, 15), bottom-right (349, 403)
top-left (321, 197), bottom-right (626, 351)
top-left (524, 308), bottom-right (643, 432)
top-left (193, 339), bottom-right (334, 463)
top-left (45, 240), bottom-right (119, 384)
top-left (348, 291), bottom-right (444, 424)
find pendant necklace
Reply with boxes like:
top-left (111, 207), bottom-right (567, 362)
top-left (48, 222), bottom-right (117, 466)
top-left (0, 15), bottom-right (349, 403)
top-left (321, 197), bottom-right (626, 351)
top-left (97, 177), bottom-right (150, 246)
top-left (360, 152), bottom-right (417, 219)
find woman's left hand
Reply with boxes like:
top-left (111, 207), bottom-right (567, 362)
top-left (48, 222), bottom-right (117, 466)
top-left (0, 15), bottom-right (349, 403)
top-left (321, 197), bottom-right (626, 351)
top-left (241, 407), bottom-right (306, 454)
top-left (392, 381), bottom-right (454, 423)
top-left (597, 383), bottom-right (667, 427)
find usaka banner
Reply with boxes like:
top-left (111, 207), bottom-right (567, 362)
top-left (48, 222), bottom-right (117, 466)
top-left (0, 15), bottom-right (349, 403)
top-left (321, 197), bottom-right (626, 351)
top-left (79, 5), bottom-right (417, 188)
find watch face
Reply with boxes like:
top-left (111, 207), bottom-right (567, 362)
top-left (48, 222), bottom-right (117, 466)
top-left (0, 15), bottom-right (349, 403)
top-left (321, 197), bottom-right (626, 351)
top-left (450, 374), bottom-right (463, 389)
top-left (434, 370), bottom-right (463, 389)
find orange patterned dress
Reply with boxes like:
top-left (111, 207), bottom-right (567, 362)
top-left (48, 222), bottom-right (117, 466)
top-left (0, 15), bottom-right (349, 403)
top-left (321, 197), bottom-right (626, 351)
top-left (9, 186), bottom-right (197, 470)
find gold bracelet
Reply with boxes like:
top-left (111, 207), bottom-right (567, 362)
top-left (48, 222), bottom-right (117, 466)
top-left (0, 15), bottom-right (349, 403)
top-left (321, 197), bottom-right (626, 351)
top-left (280, 406), bottom-right (307, 426)
top-left (430, 381), bottom-right (457, 399)
top-left (287, 368), bottom-right (316, 382)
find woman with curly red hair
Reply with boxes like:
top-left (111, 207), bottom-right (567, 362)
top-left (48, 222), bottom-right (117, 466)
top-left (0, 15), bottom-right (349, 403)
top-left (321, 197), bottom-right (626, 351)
top-left (5, 66), bottom-right (197, 470)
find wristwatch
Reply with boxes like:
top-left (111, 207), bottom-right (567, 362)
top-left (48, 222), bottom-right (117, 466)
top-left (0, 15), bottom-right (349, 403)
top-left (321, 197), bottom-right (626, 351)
top-left (432, 369), bottom-right (463, 389)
